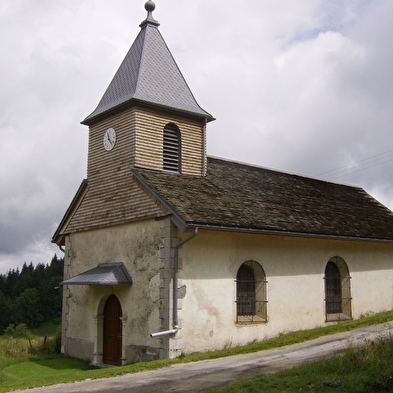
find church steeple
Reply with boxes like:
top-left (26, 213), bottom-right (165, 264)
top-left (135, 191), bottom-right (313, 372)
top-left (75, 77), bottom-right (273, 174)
top-left (82, 1), bottom-right (213, 126)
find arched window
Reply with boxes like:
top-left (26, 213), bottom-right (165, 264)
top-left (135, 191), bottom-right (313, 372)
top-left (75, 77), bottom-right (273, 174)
top-left (324, 256), bottom-right (352, 322)
top-left (236, 261), bottom-right (267, 323)
top-left (163, 123), bottom-right (181, 172)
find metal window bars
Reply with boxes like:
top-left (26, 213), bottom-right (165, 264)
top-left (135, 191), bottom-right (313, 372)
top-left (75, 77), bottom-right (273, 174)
top-left (235, 279), bottom-right (268, 323)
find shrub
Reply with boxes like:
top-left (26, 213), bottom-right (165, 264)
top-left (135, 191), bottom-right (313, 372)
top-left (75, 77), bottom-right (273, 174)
top-left (4, 323), bottom-right (30, 338)
top-left (29, 326), bottom-right (62, 355)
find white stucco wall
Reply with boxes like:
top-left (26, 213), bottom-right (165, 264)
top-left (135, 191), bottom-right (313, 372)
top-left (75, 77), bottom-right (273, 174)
top-left (63, 219), bottom-right (165, 363)
top-left (177, 229), bottom-right (393, 354)
top-left (62, 221), bottom-right (393, 362)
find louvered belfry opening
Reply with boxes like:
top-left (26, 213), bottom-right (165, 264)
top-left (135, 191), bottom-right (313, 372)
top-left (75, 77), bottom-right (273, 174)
top-left (163, 123), bottom-right (181, 172)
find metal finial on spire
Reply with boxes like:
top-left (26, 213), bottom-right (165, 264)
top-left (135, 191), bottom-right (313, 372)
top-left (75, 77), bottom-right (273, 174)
top-left (140, 1), bottom-right (159, 27)
top-left (145, 1), bottom-right (155, 13)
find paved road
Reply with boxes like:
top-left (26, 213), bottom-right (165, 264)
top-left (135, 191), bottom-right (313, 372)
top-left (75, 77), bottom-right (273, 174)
top-left (13, 322), bottom-right (393, 393)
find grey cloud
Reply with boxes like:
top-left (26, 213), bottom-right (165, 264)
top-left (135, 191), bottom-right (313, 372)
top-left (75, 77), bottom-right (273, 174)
top-left (1, 0), bottom-right (392, 274)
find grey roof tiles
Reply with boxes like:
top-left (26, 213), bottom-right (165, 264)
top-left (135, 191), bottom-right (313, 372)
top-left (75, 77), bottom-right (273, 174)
top-left (83, 18), bottom-right (213, 124)
top-left (60, 263), bottom-right (132, 285)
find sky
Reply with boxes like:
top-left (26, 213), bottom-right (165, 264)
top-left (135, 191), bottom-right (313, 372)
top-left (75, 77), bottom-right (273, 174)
top-left (1, 0), bottom-right (393, 274)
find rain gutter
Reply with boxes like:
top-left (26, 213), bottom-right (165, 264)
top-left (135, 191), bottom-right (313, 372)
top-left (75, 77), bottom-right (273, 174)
top-left (184, 223), bottom-right (393, 244)
top-left (151, 228), bottom-right (198, 338)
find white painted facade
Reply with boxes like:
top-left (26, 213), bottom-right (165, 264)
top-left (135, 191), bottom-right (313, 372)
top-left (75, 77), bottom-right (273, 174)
top-left (176, 230), bottom-right (393, 355)
top-left (61, 220), bottom-right (393, 363)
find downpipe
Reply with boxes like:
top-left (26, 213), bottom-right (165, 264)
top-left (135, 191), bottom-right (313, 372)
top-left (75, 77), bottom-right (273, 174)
top-left (150, 328), bottom-right (178, 338)
top-left (150, 228), bottom-right (198, 338)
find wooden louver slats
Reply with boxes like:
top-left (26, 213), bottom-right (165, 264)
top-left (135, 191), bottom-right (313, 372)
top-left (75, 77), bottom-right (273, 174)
top-left (163, 126), bottom-right (180, 172)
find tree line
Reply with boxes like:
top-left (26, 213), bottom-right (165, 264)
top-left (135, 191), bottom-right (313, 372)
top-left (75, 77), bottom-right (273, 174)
top-left (0, 254), bottom-right (64, 333)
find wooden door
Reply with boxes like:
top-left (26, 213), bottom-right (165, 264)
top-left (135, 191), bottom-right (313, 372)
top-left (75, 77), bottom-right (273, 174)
top-left (103, 295), bottom-right (122, 366)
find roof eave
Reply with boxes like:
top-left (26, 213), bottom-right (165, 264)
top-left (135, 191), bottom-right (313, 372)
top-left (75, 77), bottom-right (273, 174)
top-left (81, 98), bottom-right (215, 126)
top-left (60, 262), bottom-right (133, 286)
top-left (51, 179), bottom-right (89, 246)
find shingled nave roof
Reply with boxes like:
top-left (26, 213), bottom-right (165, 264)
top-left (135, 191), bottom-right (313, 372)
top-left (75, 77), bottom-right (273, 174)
top-left (132, 156), bottom-right (393, 242)
top-left (82, 1), bottom-right (213, 125)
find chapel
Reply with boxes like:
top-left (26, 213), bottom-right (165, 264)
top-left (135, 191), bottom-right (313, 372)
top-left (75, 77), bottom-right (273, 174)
top-left (53, 2), bottom-right (393, 365)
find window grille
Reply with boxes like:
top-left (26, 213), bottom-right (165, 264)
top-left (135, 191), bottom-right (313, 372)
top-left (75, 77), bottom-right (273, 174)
top-left (324, 257), bottom-right (352, 322)
top-left (236, 261), bottom-right (268, 323)
top-left (325, 262), bottom-right (342, 314)
top-left (237, 265), bottom-right (255, 316)
top-left (163, 124), bottom-right (181, 172)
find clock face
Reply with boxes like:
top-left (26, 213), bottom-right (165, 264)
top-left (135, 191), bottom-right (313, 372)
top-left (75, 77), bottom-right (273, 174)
top-left (103, 128), bottom-right (116, 151)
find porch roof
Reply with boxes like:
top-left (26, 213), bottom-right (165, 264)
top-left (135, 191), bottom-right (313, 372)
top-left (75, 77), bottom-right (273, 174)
top-left (60, 263), bottom-right (132, 286)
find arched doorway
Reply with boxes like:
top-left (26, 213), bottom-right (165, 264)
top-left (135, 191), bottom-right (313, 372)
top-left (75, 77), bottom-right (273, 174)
top-left (103, 294), bottom-right (122, 365)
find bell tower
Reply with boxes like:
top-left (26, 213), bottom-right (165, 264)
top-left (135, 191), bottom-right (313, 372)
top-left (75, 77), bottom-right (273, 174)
top-left (81, 1), bottom-right (214, 181)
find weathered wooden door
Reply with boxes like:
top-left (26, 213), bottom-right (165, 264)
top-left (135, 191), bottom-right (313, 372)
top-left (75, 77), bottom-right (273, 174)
top-left (103, 295), bottom-right (122, 366)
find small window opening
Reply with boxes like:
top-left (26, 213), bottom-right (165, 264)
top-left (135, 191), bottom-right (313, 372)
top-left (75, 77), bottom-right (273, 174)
top-left (163, 124), bottom-right (181, 172)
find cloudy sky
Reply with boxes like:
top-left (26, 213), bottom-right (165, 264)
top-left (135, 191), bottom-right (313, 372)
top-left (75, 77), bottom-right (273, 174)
top-left (1, 0), bottom-right (393, 274)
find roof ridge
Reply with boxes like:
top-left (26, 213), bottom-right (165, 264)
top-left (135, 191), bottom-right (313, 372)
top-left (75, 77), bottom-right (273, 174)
top-left (207, 155), bottom-right (363, 190)
top-left (133, 24), bottom-right (150, 101)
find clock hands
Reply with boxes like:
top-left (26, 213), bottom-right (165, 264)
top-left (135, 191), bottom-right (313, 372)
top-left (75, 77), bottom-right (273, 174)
top-left (103, 128), bottom-right (116, 151)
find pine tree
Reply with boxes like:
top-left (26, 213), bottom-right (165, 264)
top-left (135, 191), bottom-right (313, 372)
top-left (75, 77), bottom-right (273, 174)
top-left (0, 254), bottom-right (64, 332)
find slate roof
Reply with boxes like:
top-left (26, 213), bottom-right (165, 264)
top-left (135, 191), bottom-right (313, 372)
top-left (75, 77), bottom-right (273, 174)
top-left (132, 156), bottom-right (393, 241)
top-left (82, 8), bottom-right (213, 125)
top-left (60, 263), bottom-right (132, 286)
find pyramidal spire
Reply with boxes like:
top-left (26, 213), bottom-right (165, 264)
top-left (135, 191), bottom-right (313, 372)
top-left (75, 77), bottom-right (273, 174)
top-left (82, 1), bottom-right (213, 125)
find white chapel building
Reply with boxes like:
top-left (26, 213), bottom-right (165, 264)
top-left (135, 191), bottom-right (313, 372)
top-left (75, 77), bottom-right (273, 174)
top-left (53, 2), bottom-right (393, 365)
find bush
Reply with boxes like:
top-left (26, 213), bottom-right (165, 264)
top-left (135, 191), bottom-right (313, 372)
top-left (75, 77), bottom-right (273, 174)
top-left (4, 323), bottom-right (29, 338)
top-left (29, 326), bottom-right (62, 355)
top-left (1, 323), bottom-right (61, 357)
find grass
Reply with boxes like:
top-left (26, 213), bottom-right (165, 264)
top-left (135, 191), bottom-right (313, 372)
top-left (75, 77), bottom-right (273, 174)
top-left (206, 335), bottom-right (393, 392)
top-left (0, 357), bottom-right (94, 392)
top-left (1, 311), bottom-right (393, 392)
